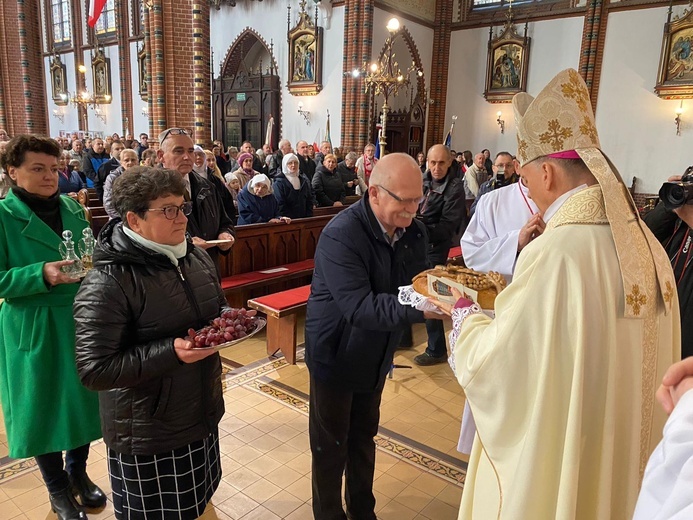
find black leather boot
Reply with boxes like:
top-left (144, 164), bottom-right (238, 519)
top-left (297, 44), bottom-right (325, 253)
top-left (69, 472), bottom-right (107, 509)
top-left (49, 488), bottom-right (87, 520)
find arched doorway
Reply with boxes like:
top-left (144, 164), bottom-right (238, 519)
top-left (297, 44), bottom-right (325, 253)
top-left (213, 30), bottom-right (280, 150)
top-left (370, 27), bottom-right (426, 157)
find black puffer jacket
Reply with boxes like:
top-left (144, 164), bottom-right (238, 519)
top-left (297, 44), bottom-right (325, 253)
top-left (187, 171), bottom-right (235, 270)
top-left (74, 219), bottom-right (226, 456)
top-left (312, 164), bottom-right (346, 207)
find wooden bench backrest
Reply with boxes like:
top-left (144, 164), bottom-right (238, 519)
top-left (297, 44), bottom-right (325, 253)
top-left (219, 214), bottom-right (337, 278)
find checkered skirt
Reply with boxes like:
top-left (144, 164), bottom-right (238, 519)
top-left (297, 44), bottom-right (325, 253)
top-left (108, 431), bottom-right (221, 520)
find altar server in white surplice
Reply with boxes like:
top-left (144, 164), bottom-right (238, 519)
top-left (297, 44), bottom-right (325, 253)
top-left (434, 69), bottom-right (680, 520)
top-left (462, 181), bottom-right (540, 282)
top-left (633, 358), bottom-right (693, 520)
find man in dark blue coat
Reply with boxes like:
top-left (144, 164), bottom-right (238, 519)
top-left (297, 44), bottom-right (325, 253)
top-left (305, 153), bottom-right (442, 520)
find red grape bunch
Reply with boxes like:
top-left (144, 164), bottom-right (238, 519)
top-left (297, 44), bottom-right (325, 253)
top-left (186, 308), bottom-right (259, 348)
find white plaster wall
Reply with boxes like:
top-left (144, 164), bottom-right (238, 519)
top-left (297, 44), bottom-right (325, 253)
top-left (59, 45), bottom-right (123, 136)
top-left (80, 45), bottom-right (122, 136)
top-left (46, 52), bottom-right (81, 136)
top-left (129, 40), bottom-right (149, 137)
top-left (444, 17), bottom-right (583, 155)
top-left (209, 3), bottom-right (345, 148)
top-left (597, 7), bottom-right (691, 194)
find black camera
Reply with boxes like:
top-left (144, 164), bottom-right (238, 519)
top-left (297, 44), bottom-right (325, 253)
top-left (659, 166), bottom-right (693, 211)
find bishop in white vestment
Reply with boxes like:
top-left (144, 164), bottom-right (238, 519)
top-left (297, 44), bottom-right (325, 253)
top-left (441, 69), bottom-right (681, 520)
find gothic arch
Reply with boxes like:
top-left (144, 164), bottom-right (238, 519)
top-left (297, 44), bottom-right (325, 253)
top-left (372, 26), bottom-right (427, 157)
top-left (213, 28), bottom-right (281, 149)
top-left (377, 26), bottom-right (426, 102)
top-left (220, 28), bottom-right (280, 79)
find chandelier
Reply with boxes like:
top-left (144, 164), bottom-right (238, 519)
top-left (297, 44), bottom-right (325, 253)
top-left (352, 18), bottom-right (421, 157)
top-left (59, 65), bottom-right (111, 123)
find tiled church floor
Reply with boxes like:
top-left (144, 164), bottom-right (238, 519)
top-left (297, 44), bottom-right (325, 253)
top-left (0, 321), bottom-right (467, 520)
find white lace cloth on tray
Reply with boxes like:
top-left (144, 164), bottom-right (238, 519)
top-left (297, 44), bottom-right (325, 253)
top-left (397, 284), bottom-right (440, 313)
top-left (447, 304), bottom-right (483, 455)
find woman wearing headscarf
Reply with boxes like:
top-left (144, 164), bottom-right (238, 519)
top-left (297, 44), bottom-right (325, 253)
top-left (74, 167), bottom-right (226, 520)
top-left (236, 174), bottom-right (291, 225)
top-left (227, 152), bottom-right (258, 189)
top-left (0, 135), bottom-right (103, 520)
top-left (312, 153), bottom-right (346, 207)
top-left (273, 153), bottom-right (314, 219)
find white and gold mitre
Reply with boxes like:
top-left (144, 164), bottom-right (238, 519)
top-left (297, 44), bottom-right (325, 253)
top-left (513, 69), bottom-right (599, 166)
top-left (512, 68), bottom-right (674, 319)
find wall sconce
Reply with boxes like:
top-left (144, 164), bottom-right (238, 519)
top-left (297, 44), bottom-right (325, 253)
top-left (52, 108), bottom-right (65, 124)
top-left (675, 101), bottom-right (683, 136)
top-left (93, 106), bottom-right (107, 125)
top-left (142, 106), bottom-right (149, 118)
top-left (496, 111), bottom-right (505, 134)
top-left (297, 102), bottom-right (310, 125)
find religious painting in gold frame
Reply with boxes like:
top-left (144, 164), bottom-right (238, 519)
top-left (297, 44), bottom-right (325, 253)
top-left (287, 1), bottom-right (323, 96)
top-left (484, 21), bottom-right (530, 103)
top-left (50, 53), bottom-right (68, 106)
top-left (91, 47), bottom-right (112, 103)
top-left (655, 5), bottom-right (693, 99)
top-left (137, 43), bottom-right (148, 101)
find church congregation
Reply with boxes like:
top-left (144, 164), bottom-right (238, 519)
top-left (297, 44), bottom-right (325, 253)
top-left (1, 0), bottom-right (693, 519)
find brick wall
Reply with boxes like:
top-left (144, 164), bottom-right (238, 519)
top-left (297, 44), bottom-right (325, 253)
top-left (0, 0), bottom-right (48, 136)
top-left (142, 0), bottom-right (210, 146)
top-left (425, 0), bottom-right (452, 150)
top-left (578, 0), bottom-right (608, 112)
top-left (340, 0), bottom-right (374, 151)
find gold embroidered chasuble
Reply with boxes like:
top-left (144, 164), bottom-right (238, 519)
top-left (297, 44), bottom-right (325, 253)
top-left (452, 186), bottom-right (680, 520)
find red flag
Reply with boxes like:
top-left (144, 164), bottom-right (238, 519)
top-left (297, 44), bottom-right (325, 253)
top-left (88, 0), bottom-right (108, 27)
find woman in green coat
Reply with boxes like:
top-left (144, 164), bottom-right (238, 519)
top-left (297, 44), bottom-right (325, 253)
top-left (0, 136), bottom-right (103, 520)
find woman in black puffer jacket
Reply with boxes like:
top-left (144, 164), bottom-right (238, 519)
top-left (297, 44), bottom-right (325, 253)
top-left (74, 167), bottom-right (226, 520)
top-left (312, 153), bottom-right (346, 207)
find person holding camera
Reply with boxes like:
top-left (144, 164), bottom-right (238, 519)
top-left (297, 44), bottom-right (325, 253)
top-left (644, 170), bottom-right (693, 358)
top-left (469, 151), bottom-right (518, 217)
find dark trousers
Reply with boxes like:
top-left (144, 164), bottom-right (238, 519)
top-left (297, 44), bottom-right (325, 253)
top-left (425, 319), bottom-right (447, 358)
top-left (425, 247), bottom-right (450, 358)
top-left (35, 444), bottom-right (90, 494)
top-left (309, 376), bottom-right (383, 520)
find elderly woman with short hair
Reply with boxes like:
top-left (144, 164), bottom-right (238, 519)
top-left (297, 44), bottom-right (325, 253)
top-left (57, 150), bottom-right (86, 196)
top-left (102, 148), bottom-right (139, 219)
top-left (336, 151), bottom-right (364, 196)
top-left (312, 153), bottom-right (346, 207)
top-left (74, 167), bottom-right (226, 520)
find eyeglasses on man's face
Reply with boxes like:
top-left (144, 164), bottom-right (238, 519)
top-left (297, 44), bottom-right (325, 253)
top-left (147, 201), bottom-right (193, 220)
top-left (158, 128), bottom-right (189, 145)
top-left (374, 184), bottom-right (425, 206)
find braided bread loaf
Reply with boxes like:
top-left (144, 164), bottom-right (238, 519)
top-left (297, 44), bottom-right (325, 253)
top-left (412, 265), bottom-right (506, 309)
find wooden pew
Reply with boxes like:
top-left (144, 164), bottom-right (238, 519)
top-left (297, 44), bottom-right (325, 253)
top-left (219, 214), bottom-right (338, 307)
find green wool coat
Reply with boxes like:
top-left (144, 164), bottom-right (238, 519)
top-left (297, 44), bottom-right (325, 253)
top-left (0, 190), bottom-right (101, 458)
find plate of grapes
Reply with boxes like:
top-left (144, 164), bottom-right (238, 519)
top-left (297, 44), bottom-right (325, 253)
top-left (186, 308), bottom-right (266, 351)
